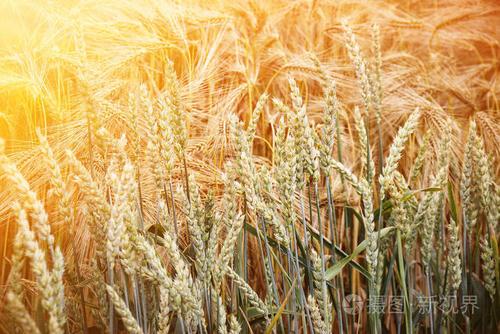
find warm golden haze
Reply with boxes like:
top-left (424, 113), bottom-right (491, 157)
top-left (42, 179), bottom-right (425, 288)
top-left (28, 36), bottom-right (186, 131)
top-left (0, 1), bottom-right (499, 333)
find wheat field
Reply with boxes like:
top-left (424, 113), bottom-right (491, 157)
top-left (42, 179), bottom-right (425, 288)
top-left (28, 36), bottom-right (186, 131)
top-left (0, 0), bottom-right (499, 333)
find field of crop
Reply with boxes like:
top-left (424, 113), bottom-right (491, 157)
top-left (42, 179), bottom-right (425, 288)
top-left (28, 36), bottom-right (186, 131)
top-left (0, 0), bottom-right (499, 333)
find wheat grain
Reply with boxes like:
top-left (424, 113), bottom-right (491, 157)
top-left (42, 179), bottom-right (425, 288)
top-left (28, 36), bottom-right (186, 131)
top-left (319, 80), bottom-right (339, 175)
top-left (479, 238), bottom-right (496, 300)
top-left (311, 249), bottom-right (332, 333)
top-left (342, 21), bottom-right (372, 116)
top-left (379, 108), bottom-right (421, 199)
top-left (157, 99), bottom-right (176, 174)
top-left (446, 217), bottom-right (462, 295)
top-left (228, 314), bottom-right (241, 334)
top-left (329, 158), bottom-right (377, 278)
top-left (419, 165), bottom-right (448, 266)
top-left (474, 132), bottom-right (497, 231)
top-left (409, 129), bottom-right (432, 185)
top-left (105, 284), bottom-right (144, 334)
top-left (370, 23), bottom-right (382, 124)
top-left (353, 105), bottom-right (374, 181)
top-left (66, 149), bottom-right (110, 253)
top-left (143, 85), bottom-right (166, 192)
top-left (0, 140), bottom-right (54, 248)
top-left (14, 205), bottom-right (66, 334)
top-left (274, 118), bottom-right (298, 231)
top-left (164, 60), bottom-right (187, 160)
top-left (247, 93), bottom-right (269, 143)
top-left (227, 267), bottom-right (268, 315)
top-left (460, 121), bottom-right (479, 231)
top-left (183, 175), bottom-right (208, 284)
top-left (307, 295), bottom-right (327, 334)
top-left (5, 291), bottom-right (41, 334)
top-left (36, 129), bottom-right (73, 225)
top-left (216, 296), bottom-right (228, 334)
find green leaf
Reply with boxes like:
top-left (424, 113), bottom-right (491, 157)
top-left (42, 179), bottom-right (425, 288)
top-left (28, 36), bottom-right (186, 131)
top-left (242, 221), bottom-right (369, 277)
top-left (325, 227), bottom-right (395, 280)
top-left (305, 219), bottom-right (369, 278)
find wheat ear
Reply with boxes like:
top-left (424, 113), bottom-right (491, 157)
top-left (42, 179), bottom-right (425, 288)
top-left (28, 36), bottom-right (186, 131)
top-left (379, 108), bottom-right (421, 199)
top-left (105, 284), bottom-right (144, 334)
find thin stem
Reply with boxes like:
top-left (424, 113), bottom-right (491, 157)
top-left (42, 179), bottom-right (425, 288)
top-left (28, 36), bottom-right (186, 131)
top-left (461, 212), bottom-right (470, 334)
top-left (396, 231), bottom-right (411, 334)
top-left (183, 154), bottom-right (190, 202)
top-left (259, 218), bottom-right (284, 332)
top-left (326, 178), bottom-right (344, 334)
top-left (108, 267), bottom-right (115, 334)
top-left (168, 176), bottom-right (178, 236)
top-left (426, 266), bottom-right (435, 334)
top-left (313, 180), bottom-right (329, 328)
top-left (299, 196), bottom-right (314, 295)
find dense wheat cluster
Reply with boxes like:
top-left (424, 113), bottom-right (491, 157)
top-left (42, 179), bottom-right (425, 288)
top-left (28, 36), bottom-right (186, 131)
top-left (0, 0), bottom-right (499, 333)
